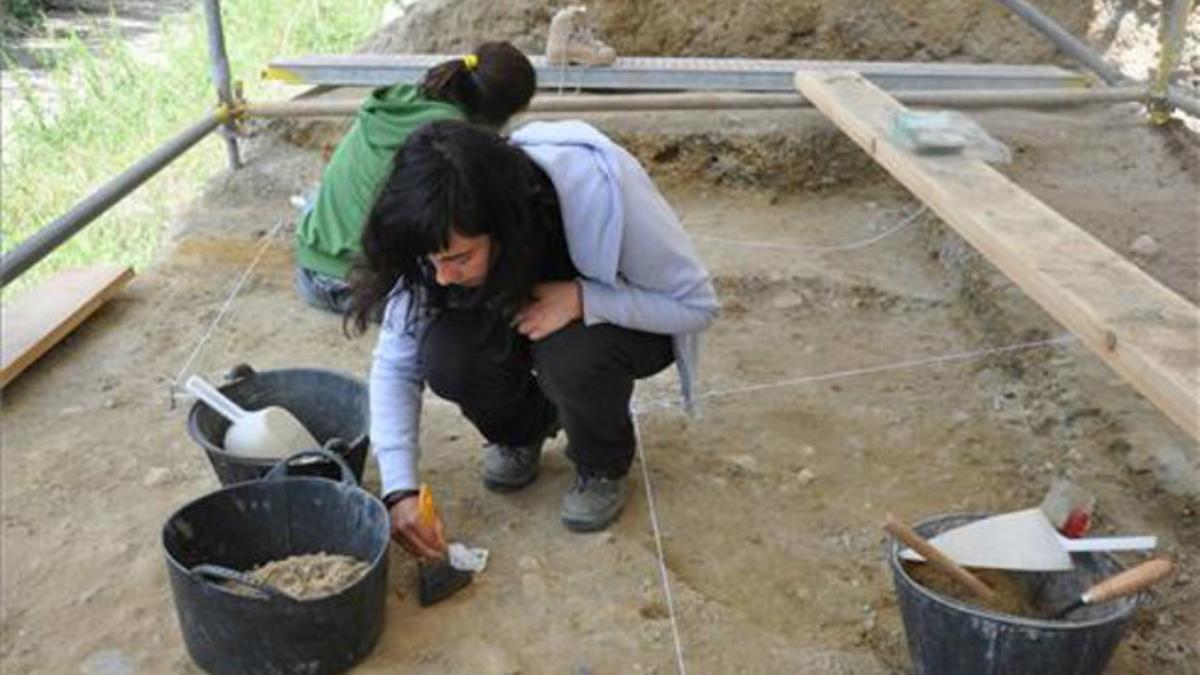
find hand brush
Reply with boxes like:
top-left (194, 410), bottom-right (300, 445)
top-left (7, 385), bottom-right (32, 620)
top-left (416, 484), bottom-right (472, 606)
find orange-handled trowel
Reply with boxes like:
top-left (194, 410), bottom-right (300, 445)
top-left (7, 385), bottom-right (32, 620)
top-left (416, 484), bottom-right (472, 606)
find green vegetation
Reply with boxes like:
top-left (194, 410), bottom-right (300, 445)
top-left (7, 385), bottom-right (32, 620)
top-left (1, 0), bottom-right (390, 294)
top-left (2, 0), bottom-right (49, 34)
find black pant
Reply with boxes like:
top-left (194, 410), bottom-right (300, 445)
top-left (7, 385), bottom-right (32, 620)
top-left (419, 309), bottom-right (674, 478)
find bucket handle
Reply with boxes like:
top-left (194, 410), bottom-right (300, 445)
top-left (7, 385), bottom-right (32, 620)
top-left (265, 448), bottom-right (357, 486)
top-left (224, 363), bottom-right (257, 384)
top-left (190, 564), bottom-right (290, 601)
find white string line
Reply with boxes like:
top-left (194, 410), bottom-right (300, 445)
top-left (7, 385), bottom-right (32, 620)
top-left (632, 413), bottom-right (689, 675)
top-left (634, 333), bottom-right (1079, 415)
top-left (689, 204), bottom-right (927, 254)
top-left (169, 219), bottom-right (287, 402)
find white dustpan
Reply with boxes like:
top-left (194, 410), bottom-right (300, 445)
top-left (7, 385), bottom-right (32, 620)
top-left (186, 375), bottom-right (320, 459)
top-left (899, 508), bottom-right (1157, 572)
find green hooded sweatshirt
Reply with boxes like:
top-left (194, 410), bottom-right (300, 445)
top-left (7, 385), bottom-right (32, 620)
top-left (294, 84), bottom-right (464, 279)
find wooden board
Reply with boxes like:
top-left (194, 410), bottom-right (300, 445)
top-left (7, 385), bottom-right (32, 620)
top-left (795, 72), bottom-right (1200, 441)
top-left (2, 265), bottom-right (135, 388)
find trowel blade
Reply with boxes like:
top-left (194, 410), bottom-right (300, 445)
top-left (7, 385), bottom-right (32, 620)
top-left (899, 509), bottom-right (1074, 572)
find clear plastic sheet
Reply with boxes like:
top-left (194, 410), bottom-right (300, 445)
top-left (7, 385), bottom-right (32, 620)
top-left (889, 110), bottom-right (1012, 164)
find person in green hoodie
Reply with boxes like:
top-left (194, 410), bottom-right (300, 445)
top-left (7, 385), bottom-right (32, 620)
top-left (294, 42), bottom-right (536, 314)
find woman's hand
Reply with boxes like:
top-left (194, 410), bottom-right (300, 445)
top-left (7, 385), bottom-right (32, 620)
top-left (514, 280), bottom-right (583, 341)
top-left (389, 495), bottom-right (447, 561)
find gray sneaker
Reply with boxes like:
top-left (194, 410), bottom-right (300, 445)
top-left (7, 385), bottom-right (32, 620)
top-left (560, 474), bottom-right (629, 532)
top-left (482, 441), bottom-right (543, 492)
top-left (482, 418), bottom-right (560, 492)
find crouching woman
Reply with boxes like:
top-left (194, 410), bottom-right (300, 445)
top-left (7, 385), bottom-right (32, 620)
top-left (349, 119), bottom-right (717, 558)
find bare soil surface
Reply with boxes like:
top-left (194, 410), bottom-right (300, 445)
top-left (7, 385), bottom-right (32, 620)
top-left (365, 0), bottom-right (1198, 90)
top-left (3, 2), bottom-right (1199, 673)
top-left (364, 0), bottom-right (1093, 63)
top-left (2, 101), bottom-right (1197, 674)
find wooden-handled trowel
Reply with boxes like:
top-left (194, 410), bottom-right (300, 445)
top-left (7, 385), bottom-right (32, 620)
top-left (1054, 558), bottom-right (1175, 617)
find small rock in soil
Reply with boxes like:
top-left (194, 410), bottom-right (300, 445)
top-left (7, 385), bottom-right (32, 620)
top-left (142, 467), bottom-right (169, 487)
top-left (1130, 234), bottom-right (1161, 258)
top-left (728, 454), bottom-right (758, 473)
top-left (80, 649), bottom-right (135, 675)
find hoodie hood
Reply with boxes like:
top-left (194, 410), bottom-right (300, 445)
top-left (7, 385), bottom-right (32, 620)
top-left (360, 84), bottom-right (463, 151)
top-left (510, 120), bottom-right (626, 285)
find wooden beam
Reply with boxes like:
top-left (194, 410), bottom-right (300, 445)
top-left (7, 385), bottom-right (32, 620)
top-left (795, 72), bottom-right (1200, 441)
top-left (2, 265), bottom-right (134, 388)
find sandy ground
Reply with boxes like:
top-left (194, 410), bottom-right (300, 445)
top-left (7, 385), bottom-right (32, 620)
top-left (4, 1), bottom-right (1198, 672)
top-left (1, 100), bottom-right (1197, 674)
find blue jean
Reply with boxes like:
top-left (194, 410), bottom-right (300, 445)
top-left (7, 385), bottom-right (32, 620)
top-left (294, 266), bottom-right (353, 315)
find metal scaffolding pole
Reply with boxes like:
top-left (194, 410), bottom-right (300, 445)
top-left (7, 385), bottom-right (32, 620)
top-left (993, 0), bottom-right (1200, 119)
top-left (0, 113), bottom-right (222, 287)
top-left (993, 0), bottom-right (1127, 85)
top-left (241, 86), bottom-right (1146, 119)
top-left (264, 54), bottom-right (1087, 91)
top-left (203, 0), bottom-right (241, 169)
top-left (1150, 0), bottom-right (1195, 124)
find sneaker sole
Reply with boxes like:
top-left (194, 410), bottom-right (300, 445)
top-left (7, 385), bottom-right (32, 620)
top-left (560, 505), bottom-right (624, 533)
top-left (482, 469), bottom-right (539, 493)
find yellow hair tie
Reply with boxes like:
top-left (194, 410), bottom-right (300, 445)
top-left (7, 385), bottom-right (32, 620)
top-left (462, 54), bottom-right (479, 71)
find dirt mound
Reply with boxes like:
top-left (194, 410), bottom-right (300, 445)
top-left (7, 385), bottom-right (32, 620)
top-left (362, 0), bottom-right (1093, 64)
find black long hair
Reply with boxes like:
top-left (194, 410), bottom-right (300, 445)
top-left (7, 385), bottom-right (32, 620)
top-left (420, 41), bottom-right (536, 128)
top-left (348, 121), bottom-right (560, 334)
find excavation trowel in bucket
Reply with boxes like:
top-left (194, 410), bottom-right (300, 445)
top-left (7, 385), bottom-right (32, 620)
top-left (898, 508), bottom-right (1157, 571)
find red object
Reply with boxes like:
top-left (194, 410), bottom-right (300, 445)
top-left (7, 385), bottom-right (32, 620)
top-left (1060, 508), bottom-right (1092, 538)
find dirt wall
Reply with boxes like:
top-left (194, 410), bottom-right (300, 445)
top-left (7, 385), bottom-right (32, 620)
top-left (363, 0), bottom-right (1094, 65)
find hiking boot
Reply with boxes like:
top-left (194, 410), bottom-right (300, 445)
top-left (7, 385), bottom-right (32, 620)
top-left (560, 473), bottom-right (629, 532)
top-left (482, 418), bottom-right (560, 492)
top-left (545, 5), bottom-right (616, 67)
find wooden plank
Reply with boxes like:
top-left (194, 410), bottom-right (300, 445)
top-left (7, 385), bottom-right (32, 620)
top-left (1, 265), bottom-right (134, 387)
top-left (795, 72), bottom-right (1200, 441)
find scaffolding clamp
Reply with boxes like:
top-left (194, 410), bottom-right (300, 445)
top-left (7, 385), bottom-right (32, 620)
top-left (215, 81), bottom-right (250, 132)
top-left (1147, 96), bottom-right (1174, 126)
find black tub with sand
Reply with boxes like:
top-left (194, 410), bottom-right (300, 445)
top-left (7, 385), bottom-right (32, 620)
top-left (162, 451), bottom-right (389, 675)
top-left (887, 513), bottom-right (1140, 675)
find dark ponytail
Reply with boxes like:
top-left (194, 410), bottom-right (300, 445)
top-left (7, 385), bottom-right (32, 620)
top-left (419, 41), bottom-right (536, 128)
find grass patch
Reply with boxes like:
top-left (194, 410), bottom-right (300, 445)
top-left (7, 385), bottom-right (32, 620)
top-left (2, 0), bottom-right (48, 35)
top-left (1, 0), bottom-right (390, 295)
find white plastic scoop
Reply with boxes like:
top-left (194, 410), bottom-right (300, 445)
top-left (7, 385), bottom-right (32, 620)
top-left (185, 375), bottom-right (320, 459)
top-left (899, 508), bottom-right (1157, 572)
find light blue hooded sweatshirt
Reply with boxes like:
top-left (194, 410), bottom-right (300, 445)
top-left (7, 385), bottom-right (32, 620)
top-left (370, 120), bottom-right (719, 494)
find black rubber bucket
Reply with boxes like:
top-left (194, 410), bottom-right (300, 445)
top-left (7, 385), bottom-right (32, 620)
top-left (163, 450), bottom-right (390, 675)
top-left (187, 363), bottom-right (369, 486)
top-left (887, 513), bottom-right (1140, 675)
